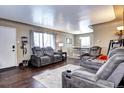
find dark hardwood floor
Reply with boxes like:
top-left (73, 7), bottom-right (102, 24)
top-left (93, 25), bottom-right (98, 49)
top-left (0, 58), bottom-right (80, 88)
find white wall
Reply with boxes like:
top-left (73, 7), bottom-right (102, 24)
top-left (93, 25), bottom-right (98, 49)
top-left (93, 20), bottom-right (123, 54)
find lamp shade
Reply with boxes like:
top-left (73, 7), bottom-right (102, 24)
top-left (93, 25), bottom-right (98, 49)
top-left (58, 43), bottom-right (63, 47)
top-left (116, 26), bottom-right (124, 31)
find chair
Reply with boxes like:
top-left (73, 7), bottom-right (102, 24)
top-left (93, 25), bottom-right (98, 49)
top-left (80, 46), bottom-right (102, 61)
top-left (62, 53), bottom-right (124, 88)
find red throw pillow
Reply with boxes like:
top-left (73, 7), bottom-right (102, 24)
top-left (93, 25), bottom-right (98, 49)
top-left (98, 55), bottom-right (108, 61)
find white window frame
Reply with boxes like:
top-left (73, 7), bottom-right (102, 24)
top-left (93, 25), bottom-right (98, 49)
top-left (33, 32), bottom-right (55, 49)
top-left (80, 36), bottom-right (91, 48)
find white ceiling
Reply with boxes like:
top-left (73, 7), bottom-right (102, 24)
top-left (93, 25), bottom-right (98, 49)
top-left (0, 5), bottom-right (115, 34)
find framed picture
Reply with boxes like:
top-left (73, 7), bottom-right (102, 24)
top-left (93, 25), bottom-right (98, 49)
top-left (66, 38), bottom-right (72, 44)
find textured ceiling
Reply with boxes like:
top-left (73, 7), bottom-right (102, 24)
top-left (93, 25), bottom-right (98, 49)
top-left (0, 5), bottom-right (116, 34)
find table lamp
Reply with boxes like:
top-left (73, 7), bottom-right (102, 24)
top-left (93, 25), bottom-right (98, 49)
top-left (58, 43), bottom-right (63, 52)
top-left (115, 26), bottom-right (124, 40)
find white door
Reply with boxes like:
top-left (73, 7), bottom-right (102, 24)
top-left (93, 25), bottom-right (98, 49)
top-left (0, 26), bottom-right (17, 69)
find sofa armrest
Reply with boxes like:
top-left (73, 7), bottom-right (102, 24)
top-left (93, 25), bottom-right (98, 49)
top-left (30, 55), bottom-right (41, 67)
top-left (54, 52), bottom-right (62, 56)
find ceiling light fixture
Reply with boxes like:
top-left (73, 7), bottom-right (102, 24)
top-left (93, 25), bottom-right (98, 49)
top-left (116, 26), bottom-right (124, 31)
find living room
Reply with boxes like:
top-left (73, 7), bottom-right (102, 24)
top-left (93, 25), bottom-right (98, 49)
top-left (0, 3), bottom-right (124, 90)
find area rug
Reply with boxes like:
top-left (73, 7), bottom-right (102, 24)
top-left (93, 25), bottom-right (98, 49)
top-left (32, 64), bottom-right (81, 88)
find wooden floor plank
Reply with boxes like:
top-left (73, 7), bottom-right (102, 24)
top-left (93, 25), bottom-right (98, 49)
top-left (0, 58), bottom-right (80, 88)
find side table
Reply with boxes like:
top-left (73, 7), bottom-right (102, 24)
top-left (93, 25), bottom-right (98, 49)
top-left (61, 52), bottom-right (67, 60)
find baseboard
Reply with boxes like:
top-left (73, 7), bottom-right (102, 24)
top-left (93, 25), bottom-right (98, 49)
top-left (0, 66), bottom-right (18, 73)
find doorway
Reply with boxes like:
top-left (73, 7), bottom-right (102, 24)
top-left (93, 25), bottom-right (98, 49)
top-left (0, 26), bottom-right (17, 69)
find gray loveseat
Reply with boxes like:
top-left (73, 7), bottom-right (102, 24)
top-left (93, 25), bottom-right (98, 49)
top-left (30, 47), bottom-right (62, 67)
top-left (62, 48), bottom-right (124, 88)
top-left (80, 47), bottom-right (124, 71)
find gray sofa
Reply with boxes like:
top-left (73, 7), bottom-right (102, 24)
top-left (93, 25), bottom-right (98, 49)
top-left (30, 47), bottom-right (62, 67)
top-left (80, 46), bottom-right (102, 61)
top-left (80, 47), bottom-right (124, 71)
top-left (62, 49), bottom-right (124, 88)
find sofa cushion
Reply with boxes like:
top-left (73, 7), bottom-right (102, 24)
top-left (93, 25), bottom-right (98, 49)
top-left (32, 47), bottom-right (44, 57)
top-left (83, 60), bottom-right (104, 66)
top-left (44, 47), bottom-right (54, 56)
top-left (96, 80), bottom-right (114, 88)
top-left (40, 56), bottom-right (51, 63)
top-left (72, 70), bottom-right (97, 81)
top-left (81, 62), bottom-right (101, 71)
top-left (96, 54), bottom-right (124, 80)
top-left (77, 67), bottom-right (97, 74)
top-left (80, 59), bottom-right (104, 70)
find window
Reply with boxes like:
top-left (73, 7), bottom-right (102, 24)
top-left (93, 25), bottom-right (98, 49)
top-left (80, 36), bottom-right (90, 47)
top-left (39, 33), bottom-right (43, 48)
top-left (34, 32), bottom-right (40, 47)
top-left (33, 32), bottom-right (55, 49)
top-left (44, 33), bottom-right (55, 48)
